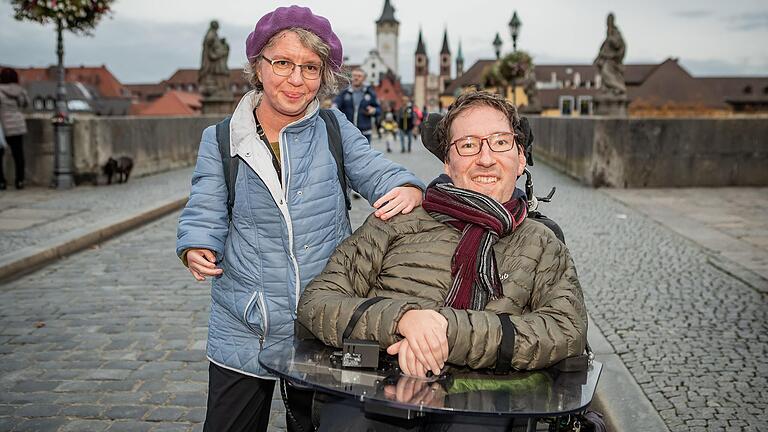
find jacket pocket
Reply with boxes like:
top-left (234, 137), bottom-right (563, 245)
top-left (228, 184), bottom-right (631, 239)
top-left (243, 290), bottom-right (269, 341)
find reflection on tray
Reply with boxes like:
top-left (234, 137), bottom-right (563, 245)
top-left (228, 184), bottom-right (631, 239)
top-left (259, 336), bottom-right (601, 416)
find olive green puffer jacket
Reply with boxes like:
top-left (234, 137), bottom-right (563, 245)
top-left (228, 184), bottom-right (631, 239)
top-left (297, 207), bottom-right (587, 370)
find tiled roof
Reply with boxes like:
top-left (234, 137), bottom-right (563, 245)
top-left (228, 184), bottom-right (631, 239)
top-left (16, 65), bottom-right (128, 98)
top-left (135, 90), bottom-right (201, 116)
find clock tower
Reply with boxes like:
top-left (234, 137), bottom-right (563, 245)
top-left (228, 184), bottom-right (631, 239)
top-left (376, 0), bottom-right (399, 76)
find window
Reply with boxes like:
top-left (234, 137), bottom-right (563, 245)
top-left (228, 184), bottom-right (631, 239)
top-left (559, 96), bottom-right (574, 116)
top-left (577, 96), bottom-right (593, 115)
top-left (33, 97), bottom-right (44, 110)
top-left (45, 97), bottom-right (56, 110)
top-left (574, 72), bottom-right (581, 87)
top-left (743, 85), bottom-right (752, 94)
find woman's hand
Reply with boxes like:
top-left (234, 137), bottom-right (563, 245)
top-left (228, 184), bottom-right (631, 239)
top-left (388, 309), bottom-right (449, 376)
top-left (186, 248), bottom-right (223, 281)
top-left (373, 186), bottom-right (423, 221)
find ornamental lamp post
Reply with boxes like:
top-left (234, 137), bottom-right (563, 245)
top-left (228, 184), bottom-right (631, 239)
top-left (508, 11), bottom-right (521, 52)
top-left (11, 0), bottom-right (114, 190)
top-left (53, 18), bottom-right (74, 189)
top-left (492, 33), bottom-right (502, 60)
top-left (508, 11), bottom-right (522, 105)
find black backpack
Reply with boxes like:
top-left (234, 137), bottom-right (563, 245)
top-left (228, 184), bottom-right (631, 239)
top-left (215, 109), bottom-right (351, 220)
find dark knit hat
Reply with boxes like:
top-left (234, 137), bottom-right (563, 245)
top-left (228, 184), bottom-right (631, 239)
top-left (245, 5), bottom-right (343, 71)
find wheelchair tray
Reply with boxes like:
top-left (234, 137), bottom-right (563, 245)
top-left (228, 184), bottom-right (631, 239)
top-left (259, 336), bottom-right (602, 417)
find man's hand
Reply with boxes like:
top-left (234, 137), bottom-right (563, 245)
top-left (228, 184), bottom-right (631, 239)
top-left (386, 338), bottom-right (427, 377)
top-left (389, 309), bottom-right (448, 375)
top-left (383, 375), bottom-right (446, 407)
top-left (373, 186), bottom-right (423, 221)
top-left (366, 106), bottom-right (377, 116)
top-left (186, 248), bottom-right (223, 281)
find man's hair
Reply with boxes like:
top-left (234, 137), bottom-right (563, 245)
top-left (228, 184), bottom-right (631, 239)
top-left (435, 91), bottom-right (523, 161)
top-left (351, 67), bottom-right (366, 76)
top-left (0, 68), bottom-right (19, 84)
top-left (243, 28), bottom-right (346, 98)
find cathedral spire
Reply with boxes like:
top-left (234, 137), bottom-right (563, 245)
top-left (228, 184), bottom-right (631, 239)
top-left (376, 0), bottom-right (398, 24)
top-left (415, 28), bottom-right (426, 55)
top-left (440, 28), bottom-right (451, 55)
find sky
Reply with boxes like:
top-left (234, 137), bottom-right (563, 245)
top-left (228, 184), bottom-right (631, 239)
top-left (1, 0), bottom-right (767, 85)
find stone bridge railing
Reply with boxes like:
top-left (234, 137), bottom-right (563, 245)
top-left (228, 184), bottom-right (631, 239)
top-left (9, 114), bottom-right (768, 187)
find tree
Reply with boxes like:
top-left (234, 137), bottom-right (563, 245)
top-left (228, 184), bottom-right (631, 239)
top-left (482, 50), bottom-right (532, 105)
top-left (11, 0), bottom-right (114, 189)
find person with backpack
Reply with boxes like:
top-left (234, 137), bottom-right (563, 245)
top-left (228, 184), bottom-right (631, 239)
top-left (175, 6), bottom-right (425, 432)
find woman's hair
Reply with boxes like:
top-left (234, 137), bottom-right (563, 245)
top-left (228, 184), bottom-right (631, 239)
top-left (243, 28), bottom-right (347, 98)
top-left (435, 91), bottom-right (523, 161)
top-left (0, 68), bottom-right (20, 84)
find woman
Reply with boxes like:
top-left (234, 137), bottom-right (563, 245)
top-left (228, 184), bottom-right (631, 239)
top-left (176, 6), bottom-right (425, 432)
top-left (0, 67), bottom-right (29, 190)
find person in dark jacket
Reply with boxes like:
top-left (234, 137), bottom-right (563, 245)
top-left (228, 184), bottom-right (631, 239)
top-left (333, 67), bottom-right (381, 143)
top-left (298, 91), bottom-right (587, 430)
top-left (0, 68), bottom-right (29, 190)
top-left (396, 96), bottom-right (418, 153)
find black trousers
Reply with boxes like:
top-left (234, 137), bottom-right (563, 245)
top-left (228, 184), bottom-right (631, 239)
top-left (0, 134), bottom-right (24, 184)
top-left (203, 362), bottom-right (314, 432)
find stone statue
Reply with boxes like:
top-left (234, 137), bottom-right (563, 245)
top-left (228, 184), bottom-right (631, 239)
top-left (521, 64), bottom-right (541, 113)
top-left (594, 13), bottom-right (626, 97)
top-left (199, 20), bottom-right (230, 99)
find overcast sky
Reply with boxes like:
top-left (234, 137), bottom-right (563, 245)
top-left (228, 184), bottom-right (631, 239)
top-left (1, 0), bottom-right (766, 84)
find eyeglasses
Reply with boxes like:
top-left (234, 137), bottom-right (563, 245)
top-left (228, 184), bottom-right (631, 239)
top-left (261, 56), bottom-right (322, 80)
top-left (450, 132), bottom-right (517, 156)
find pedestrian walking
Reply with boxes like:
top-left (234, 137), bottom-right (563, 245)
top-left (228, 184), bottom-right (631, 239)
top-left (333, 67), bottom-right (380, 144)
top-left (175, 6), bottom-right (425, 432)
top-left (0, 67), bottom-right (30, 190)
top-left (381, 110), bottom-right (397, 152)
top-left (396, 97), bottom-right (418, 153)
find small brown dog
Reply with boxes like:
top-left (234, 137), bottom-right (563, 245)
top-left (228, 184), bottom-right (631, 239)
top-left (103, 157), bottom-right (134, 184)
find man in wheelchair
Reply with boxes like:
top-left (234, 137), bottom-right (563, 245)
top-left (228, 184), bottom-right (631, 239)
top-left (296, 91), bottom-right (588, 430)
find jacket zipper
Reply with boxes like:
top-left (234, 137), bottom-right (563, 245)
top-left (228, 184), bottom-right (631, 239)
top-left (242, 290), bottom-right (267, 344)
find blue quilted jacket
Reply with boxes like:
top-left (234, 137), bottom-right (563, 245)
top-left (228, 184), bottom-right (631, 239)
top-left (176, 91), bottom-right (425, 377)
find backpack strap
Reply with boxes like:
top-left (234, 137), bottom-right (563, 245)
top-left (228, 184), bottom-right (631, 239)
top-left (215, 116), bottom-right (238, 221)
top-left (319, 109), bottom-right (351, 211)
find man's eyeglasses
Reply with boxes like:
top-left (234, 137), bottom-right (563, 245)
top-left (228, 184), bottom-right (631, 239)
top-left (261, 56), bottom-right (322, 80)
top-left (450, 132), bottom-right (517, 157)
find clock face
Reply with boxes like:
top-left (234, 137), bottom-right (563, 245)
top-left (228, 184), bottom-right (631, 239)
top-left (382, 42), bottom-right (391, 51)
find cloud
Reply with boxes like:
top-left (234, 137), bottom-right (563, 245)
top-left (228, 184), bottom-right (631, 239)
top-left (727, 11), bottom-right (768, 31)
top-left (672, 10), bottom-right (713, 19)
top-left (679, 57), bottom-right (768, 76)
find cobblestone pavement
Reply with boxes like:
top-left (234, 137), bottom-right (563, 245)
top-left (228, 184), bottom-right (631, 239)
top-left (0, 167), bottom-right (192, 255)
top-left (1, 136), bottom-right (766, 431)
top-left (604, 187), bottom-right (768, 284)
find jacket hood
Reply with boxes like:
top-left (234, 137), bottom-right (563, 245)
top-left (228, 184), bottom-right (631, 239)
top-left (0, 83), bottom-right (25, 98)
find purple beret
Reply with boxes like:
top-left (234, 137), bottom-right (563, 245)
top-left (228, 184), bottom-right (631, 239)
top-left (245, 5), bottom-right (343, 71)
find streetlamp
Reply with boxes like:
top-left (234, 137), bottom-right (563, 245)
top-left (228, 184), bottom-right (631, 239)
top-left (52, 19), bottom-right (74, 189)
top-left (492, 33), bottom-right (502, 60)
top-left (508, 11), bottom-right (522, 104)
top-left (508, 11), bottom-right (521, 52)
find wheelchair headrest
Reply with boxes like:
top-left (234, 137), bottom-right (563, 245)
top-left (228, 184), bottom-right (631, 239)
top-left (419, 113), bottom-right (535, 166)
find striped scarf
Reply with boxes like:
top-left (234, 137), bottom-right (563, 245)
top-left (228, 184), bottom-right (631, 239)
top-left (423, 182), bottom-right (528, 310)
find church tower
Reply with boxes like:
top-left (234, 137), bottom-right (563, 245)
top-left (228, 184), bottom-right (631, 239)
top-left (456, 40), bottom-right (464, 79)
top-left (439, 29), bottom-right (451, 93)
top-left (376, 0), bottom-right (399, 76)
top-left (413, 29), bottom-right (428, 109)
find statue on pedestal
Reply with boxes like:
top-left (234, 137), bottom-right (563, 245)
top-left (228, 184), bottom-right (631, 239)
top-left (521, 64), bottom-right (541, 114)
top-left (199, 20), bottom-right (233, 113)
top-left (594, 13), bottom-right (628, 115)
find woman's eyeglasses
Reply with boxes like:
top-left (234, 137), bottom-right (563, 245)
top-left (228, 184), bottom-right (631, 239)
top-left (261, 56), bottom-right (322, 80)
